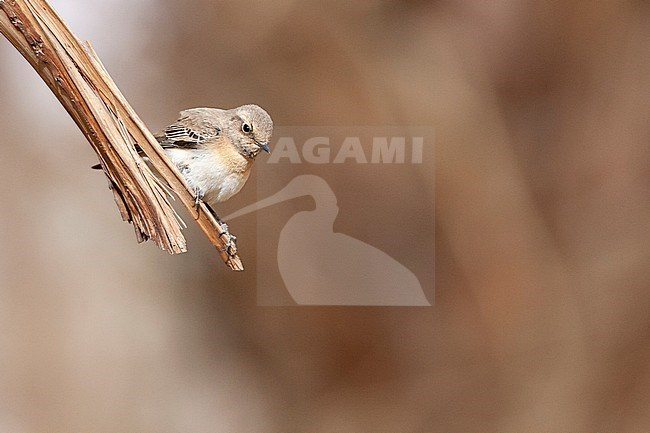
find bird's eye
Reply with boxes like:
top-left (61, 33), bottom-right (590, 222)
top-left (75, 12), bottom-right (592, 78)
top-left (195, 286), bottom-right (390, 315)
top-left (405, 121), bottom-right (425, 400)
top-left (242, 123), bottom-right (252, 133)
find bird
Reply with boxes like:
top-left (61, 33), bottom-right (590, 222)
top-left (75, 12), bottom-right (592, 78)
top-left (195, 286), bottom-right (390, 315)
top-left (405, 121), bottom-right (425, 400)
top-left (154, 104), bottom-right (273, 211)
top-left (95, 104), bottom-right (273, 216)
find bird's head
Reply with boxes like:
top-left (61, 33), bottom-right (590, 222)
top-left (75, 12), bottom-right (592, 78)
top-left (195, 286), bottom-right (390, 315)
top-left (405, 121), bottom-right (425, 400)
top-left (230, 104), bottom-right (273, 159)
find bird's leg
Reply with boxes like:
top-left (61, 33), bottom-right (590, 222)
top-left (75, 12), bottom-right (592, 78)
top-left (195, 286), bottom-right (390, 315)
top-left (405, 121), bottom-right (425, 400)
top-left (204, 203), bottom-right (236, 253)
top-left (201, 202), bottom-right (219, 222)
top-left (193, 187), bottom-right (204, 211)
top-left (204, 203), bottom-right (217, 220)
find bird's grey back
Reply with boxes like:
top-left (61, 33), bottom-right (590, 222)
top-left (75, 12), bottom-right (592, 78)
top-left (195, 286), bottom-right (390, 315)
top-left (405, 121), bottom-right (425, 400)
top-left (154, 104), bottom-right (273, 150)
top-left (155, 108), bottom-right (225, 148)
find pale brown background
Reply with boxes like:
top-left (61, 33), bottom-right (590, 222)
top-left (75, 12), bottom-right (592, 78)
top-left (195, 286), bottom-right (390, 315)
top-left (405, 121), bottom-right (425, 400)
top-left (1, 1), bottom-right (650, 432)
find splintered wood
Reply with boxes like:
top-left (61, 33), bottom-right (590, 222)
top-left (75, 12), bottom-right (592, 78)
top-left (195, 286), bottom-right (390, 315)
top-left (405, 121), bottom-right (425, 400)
top-left (0, 0), bottom-right (244, 271)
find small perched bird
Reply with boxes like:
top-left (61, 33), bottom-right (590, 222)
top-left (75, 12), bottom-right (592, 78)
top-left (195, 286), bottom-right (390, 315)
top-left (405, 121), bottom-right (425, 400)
top-left (155, 104), bottom-right (273, 210)
top-left (95, 104), bottom-right (273, 215)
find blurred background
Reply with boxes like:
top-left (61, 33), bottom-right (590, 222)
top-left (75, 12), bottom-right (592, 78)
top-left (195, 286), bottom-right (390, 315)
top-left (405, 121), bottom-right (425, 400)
top-left (1, 0), bottom-right (650, 431)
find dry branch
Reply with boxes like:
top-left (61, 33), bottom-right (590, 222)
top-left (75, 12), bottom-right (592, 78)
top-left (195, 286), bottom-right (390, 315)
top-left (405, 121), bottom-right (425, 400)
top-left (0, 0), bottom-right (243, 271)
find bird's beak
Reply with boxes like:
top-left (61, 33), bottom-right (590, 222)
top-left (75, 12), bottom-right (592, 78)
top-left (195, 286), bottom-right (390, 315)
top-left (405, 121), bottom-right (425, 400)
top-left (256, 141), bottom-right (271, 153)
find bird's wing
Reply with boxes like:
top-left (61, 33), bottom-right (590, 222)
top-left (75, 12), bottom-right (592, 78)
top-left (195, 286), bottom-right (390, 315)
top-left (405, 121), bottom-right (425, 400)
top-left (155, 109), bottom-right (222, 148)
top-left (155, 124), bottom-right (211, 148)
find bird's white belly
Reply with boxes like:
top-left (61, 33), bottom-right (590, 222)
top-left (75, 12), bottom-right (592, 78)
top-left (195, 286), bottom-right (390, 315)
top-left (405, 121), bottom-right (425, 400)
top-left (166, 148), bottom-right (250, 204)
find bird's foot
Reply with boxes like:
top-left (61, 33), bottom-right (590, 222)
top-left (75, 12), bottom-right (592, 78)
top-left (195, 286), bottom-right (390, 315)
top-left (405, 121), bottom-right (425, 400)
top-left (209, 208), bottom-right (235, 254)
top-left (199, 203), bottom-right (236, 255)
top-left (223, 232), bottom-right (237, 253)
top-left (193, 187), bottom-right (204, 211)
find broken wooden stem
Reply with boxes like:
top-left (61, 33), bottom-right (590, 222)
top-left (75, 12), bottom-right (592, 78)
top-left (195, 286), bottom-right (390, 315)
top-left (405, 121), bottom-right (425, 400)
top-left (0, 0), bottom-right (243, 270)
